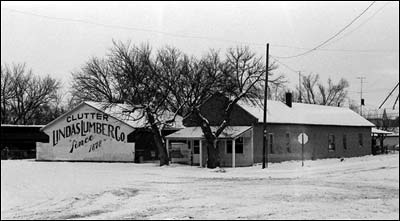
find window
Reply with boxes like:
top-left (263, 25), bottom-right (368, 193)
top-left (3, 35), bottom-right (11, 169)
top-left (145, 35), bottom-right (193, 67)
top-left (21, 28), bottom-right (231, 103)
top-left (328, 134), bottom-right (335, 152)
top-left (236, 137), bottom-right (244, 154)
top-left (193, 140), bottom-right (200, 154)
top-left (268, 133), bottom-right (274, 154)
top-left (358, 133), bottom-right (363, 147)
top-left (226, 140), bottom-right (232, 153)
top-left (286, 133), bottom-right (291, 153)
top-left (343, 134), bottom-right (347, 150)
top-left (226, 138), bottom-right (243, 154)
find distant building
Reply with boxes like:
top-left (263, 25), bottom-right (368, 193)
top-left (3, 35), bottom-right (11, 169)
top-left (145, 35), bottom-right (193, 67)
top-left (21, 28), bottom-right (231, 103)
top-left (37, 101), bottom-right (182, 162)
top-left (384, 133), bottom-right (399, 150)
top-left (166, 94), bottom-right (375, 167)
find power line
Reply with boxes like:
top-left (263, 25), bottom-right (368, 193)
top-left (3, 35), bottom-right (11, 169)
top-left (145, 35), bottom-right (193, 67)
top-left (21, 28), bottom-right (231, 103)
top-left (270, 56), bottom-right (300, 73)
top-left (324, 1), bottom-right (393, 47)
top-left (274, 1), bottom-right (377, 59)
top-left (1, 7), bottom-right (268, 47)
top-left (2, 6), bottom-right (397, 55)
top-left (271, 44), bottom-right (398, 53)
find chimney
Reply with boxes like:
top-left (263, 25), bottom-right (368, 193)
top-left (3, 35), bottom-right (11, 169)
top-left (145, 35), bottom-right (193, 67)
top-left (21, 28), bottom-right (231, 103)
top-left (285, 92), bottom-right (292, 108)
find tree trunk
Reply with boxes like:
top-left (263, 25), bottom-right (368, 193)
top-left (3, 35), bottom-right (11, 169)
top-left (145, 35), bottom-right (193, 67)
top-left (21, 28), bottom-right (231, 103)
top-left (151, 126), bottom-right (170, 166)
top-left (146, 109), bottom-right (169, 166)
top-left (205, 138), bottom-right (219, 169)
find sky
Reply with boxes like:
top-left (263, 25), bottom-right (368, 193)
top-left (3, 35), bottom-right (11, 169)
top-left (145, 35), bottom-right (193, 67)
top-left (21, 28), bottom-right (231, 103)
top-left (1, 1), bottom-right (399, 112)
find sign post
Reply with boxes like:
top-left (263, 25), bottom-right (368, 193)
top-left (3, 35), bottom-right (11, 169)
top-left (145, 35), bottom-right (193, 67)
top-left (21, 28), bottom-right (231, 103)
top-left (297, 133), bottom-right (308, 167)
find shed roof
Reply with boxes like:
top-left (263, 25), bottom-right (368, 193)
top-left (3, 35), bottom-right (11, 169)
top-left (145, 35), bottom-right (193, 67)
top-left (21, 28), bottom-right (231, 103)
top-left (166, 126), bottom-right (252, 139)
top-left (237, 100), bottom-right (375, 127)
top-left (371, 128), bottom-right (393, 134)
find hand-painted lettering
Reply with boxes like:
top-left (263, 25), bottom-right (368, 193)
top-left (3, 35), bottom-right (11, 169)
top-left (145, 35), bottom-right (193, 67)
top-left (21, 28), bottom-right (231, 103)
top-left (51, 112), bottom-right (125, 147)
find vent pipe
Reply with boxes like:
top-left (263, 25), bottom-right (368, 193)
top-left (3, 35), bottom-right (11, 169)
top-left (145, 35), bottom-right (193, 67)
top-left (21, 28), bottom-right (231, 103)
top-left (285, 92), bottom-right (292, 108)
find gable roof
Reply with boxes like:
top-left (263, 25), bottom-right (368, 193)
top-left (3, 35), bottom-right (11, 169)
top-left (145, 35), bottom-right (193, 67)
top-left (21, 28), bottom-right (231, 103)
top-left (86, 101), bottom-right (184, 129)
top-left (41, 101), bottom-right (183, 131)
top-left (237, 99), bottom-right (375, 127)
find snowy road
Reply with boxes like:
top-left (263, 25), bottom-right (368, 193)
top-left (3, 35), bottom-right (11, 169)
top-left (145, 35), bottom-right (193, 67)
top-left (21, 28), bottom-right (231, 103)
top-left (1, 153), bottom-right (399, 220)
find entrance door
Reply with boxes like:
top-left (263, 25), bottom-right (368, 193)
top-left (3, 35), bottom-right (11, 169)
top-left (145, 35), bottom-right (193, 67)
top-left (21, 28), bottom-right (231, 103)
top-left (192, 140), bottom-right (200, 165)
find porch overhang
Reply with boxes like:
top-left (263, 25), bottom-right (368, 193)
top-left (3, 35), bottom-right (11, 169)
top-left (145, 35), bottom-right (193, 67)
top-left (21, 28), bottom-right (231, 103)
top-left (372, 128), bottom-right (393, 135)
top-left (165, 126), bottom-right (253, 140)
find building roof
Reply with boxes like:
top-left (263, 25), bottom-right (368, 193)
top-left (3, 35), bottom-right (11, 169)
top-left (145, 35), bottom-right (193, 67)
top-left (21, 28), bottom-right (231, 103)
top-left (86, 102), bottom-right (184, 129)
top-left (166, 126), bottom-right (252, 139)
top-left (41, 101), bottom-right (183, 131)
top-left (1, 124), bottom-right (45, 128)
top-left (371, 128), bottom-right (393, 134)
top-left (237, 99), bottom-right (375, 127)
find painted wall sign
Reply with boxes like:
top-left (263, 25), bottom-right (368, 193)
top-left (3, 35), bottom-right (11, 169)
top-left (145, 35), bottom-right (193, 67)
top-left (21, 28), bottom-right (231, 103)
top-left (51, 112), bottom-right (125, 146)
top-left (37, 103), bottom-right (136, 162)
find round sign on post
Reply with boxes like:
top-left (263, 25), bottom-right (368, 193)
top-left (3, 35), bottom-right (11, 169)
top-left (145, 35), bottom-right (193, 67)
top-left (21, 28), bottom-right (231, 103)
top-left (298, 133), bottom-right (308, 144)
top-left (298, 132), bottom-right (308, 167)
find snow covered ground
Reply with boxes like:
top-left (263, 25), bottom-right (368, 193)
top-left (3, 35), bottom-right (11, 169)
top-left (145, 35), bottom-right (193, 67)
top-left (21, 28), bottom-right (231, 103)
top-left (1, 153), bottom-right (399, 220)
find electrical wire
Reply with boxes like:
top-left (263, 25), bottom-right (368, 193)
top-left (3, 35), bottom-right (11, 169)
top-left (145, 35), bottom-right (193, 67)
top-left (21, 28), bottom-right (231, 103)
top-left (2, 5), bottom-right (397, 54)
top-left (323, 1), bottom-right (393, 47)
top-left (274, 1), bottom-right (377, 59)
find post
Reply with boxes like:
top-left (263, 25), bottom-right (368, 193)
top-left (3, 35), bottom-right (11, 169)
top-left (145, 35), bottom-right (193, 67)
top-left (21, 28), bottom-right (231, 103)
top-left (262, 43), bottom-right (269, 169)
top-left (251, 129), bottom-right (254, 164)
top-left (357, 76), bottom-right (366, 116)
top-left (199, 140), bottom-right (203, 168)
top-left (232, 139), bottom-right (236, 168)
top-left (378, 83), bottom-right (399, 109)
top-left (166, 139), bottom-right (169, 158)
top-left (298, 71), bottom-right (302, 102)
top-left (301, 134), bottom-right (304, 167)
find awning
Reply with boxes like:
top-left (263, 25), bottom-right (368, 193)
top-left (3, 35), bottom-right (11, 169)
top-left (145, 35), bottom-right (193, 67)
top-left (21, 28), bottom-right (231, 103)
top-left (371, 128), bottom-right (393, 135)
top-left (166, 126), bottom-right (252, 139)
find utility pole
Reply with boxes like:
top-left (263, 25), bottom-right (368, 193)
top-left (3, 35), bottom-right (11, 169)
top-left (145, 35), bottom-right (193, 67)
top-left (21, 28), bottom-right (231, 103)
top-left (298, 71), bottom-right (302, 102)
top-left (262, 43), bottom-right (269, 169)
top-left (357, 76), bottom-right (366, 116)
top-left (378, 82), bottom-right (399, 109)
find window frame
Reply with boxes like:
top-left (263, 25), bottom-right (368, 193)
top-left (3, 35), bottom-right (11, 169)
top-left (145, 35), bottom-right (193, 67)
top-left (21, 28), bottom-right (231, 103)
top-left (358, 133), bottom-right (363, 147)
top-left (226, 140), bottom-right (233, 154)
top-left (285, 132), bottom-right (291, 153)
top-left (193, 140), bottom-right (200, 154)
top-left (328, 134), bottom-right (335, 152)
top-left (235, 137), bottom-right (244, 154)
top-left (226, 138), bottom-right (244, 154)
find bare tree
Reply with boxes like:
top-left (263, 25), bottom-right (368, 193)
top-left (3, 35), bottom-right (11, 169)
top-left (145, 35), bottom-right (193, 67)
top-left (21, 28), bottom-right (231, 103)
top-left (33, 92), bottom-right (66, 125)
top-left (71, 43), bottom-right (285, 168)
top-left (71, 41), bottom-right (189, 166)
top-left (71, 57), bottom-right (123, 103)
top-left (297, 73), bottom-right (349, 106)
top-left (1, 65), bottom-right (13, 123)
top-left (1, 63), bottom-right (61, 124)
top-left (187, 46), bottom-right (283, 168)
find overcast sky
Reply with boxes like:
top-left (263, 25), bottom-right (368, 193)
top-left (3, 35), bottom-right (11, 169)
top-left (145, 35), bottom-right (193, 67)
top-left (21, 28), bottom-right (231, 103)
top-left (1, 1), bottom-right (399, 110)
